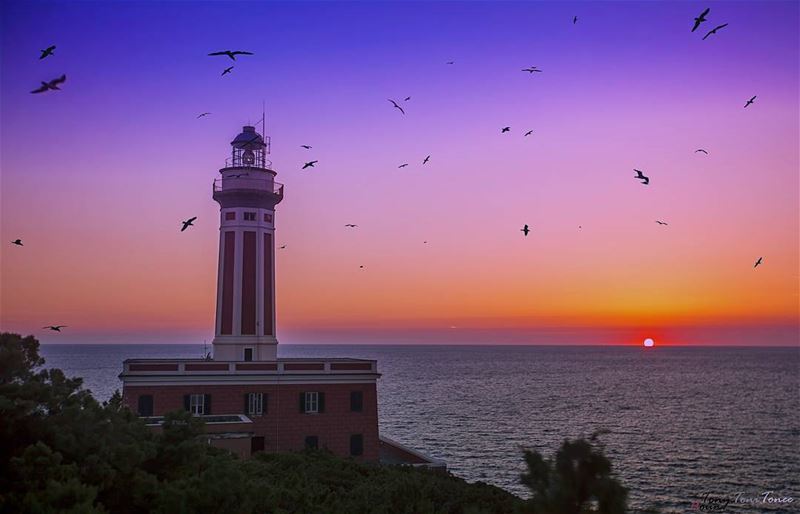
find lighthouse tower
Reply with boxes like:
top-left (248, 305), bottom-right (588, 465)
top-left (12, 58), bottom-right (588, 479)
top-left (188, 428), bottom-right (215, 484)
top-left (211, 125), bottom-right (283, 361)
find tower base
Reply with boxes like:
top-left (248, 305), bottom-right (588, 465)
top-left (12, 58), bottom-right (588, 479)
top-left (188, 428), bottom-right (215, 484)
top-left (212, 335), bottom-right (278, 361)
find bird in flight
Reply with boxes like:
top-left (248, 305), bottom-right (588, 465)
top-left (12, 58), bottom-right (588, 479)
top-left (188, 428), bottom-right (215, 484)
top-left (181, 217), bottom-right (197, 232)
top-left (39, 45), bottom-right (56, 59)
top-left (522, 66), bottom-right (542, 73)
top-left (446, 61), bottom-right (455, 65)
top-left (423, 155), bottom-right (430, 165)
top-left (692, 8), bottom-right (710, 32)
top-left (754, 257), bottom-right (763, 268)
top-left (398, 163), bottom-right (409, 168)
top-left (30, 74), bottom-right (66, 94)
top-left (345, 224), bottom-right (358, 228)
top-left (43, 325), bottom-right (67, 332)
top-left (524, 130), bottom-right (533, 137)
top-left (695, 149), bottom-right (709, 154)
top-left (634, 169), bottom-right (650, 185)
top-left (300, 145), bottom-right (312, 149)
top-left (11, 239), bottom-right (23, 246)
top-left (744, 95), bottom-right (757, 108)
top-left (404, 96), bottom-right (411, 101)
top-left (388, 99), bottom-right (405, 115)
top-left (222, 66), bottom-right (234, 76)
top-left (501, 126), bottom-right (511, 133)
top-left (702, 23), bottom-right (728, 40)
top-left (655, 220), bottom-right (668, 226)
top-left (279, 245), bottom-right (286, 249)
top-left (208, 50), bottom-right (253, 61)
top-left (521, 224), bottom-right (530, 236)
top-left (573, 16), bottom-right (578, 24)
top-left (197, 112), bottom-right (211, 119)
top-left (302, 160), bottom-right (318, 170)
top-left (359, 265), bottom-right (365, 269)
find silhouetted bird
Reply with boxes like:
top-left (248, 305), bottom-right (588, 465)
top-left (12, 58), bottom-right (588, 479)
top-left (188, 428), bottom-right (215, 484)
top-left (388, 99), bottom-right (405, 115)
top-left (655, 220), bottom-right (668, 226)
top-left (423, 241), bottom-right (428, 244)
top-left (744, 95), bottom-right (757, 108)
top-left (692, 8), bottom-right (710, 32)
top-left (521, 224), bottom-right (530, 236)
top-left (11, 239), bottom-right (23, 246)
top-left (222, 66), bottom-right (234, 76)
top-left (501, 126), bottom-right (511, 133)
top-left (573, 16), bottom-right (578, 24)
top-left (702, 23), bottom-right (728, 40)
top-left (181, 217), bottom-right (197, 231)
top-left (302, 161), bottom-right (318, 170)
top-left (423, 155), bottom-right (430, 164)
top-left (446, 61), bottom-right (455, 65)
top-left (634, 169), bottom-right (650, 185)
top-left (404, 96), bottom-right (411, 101)
top-left (398, 163), bottom-right (409, 168)
top-left (208, 50), bottom-right (253, 61)
top-left (359, 265), bottom-right (365, 269)
top-left (345, 224), bottom-right (358, 228)
top-left (279, 245), bottom-right (286, 249)
top-left (754, 257), bottom-right (763, 268)
top-left (30, 74), bottom-right (66, 94)
top-left (43, 325), bottom-right (67, 332)
top-left (524, 130), bottom-right (533, 137)
top-left (197, 112), bottom-right (211, 118)
top-left (301, 145), bottom-right (312, 149)
top-left (522, 67), bottom-right (542, 73)
top-left (695, 149), bottom-right (709, 154)
top-left (39, 45), bottom-right (56, 59)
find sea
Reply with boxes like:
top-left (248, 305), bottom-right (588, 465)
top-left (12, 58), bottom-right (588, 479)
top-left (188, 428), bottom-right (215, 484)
top-left (40, 344), bottom-right (799, 513)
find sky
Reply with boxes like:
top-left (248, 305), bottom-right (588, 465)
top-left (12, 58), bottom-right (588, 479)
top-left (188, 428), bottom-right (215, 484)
top-left (1, 1), bottom-right (798, 346)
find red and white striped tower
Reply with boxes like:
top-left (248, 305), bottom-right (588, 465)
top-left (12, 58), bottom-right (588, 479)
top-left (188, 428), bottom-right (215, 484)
top-left (211, 125), bottom-right (283, 361)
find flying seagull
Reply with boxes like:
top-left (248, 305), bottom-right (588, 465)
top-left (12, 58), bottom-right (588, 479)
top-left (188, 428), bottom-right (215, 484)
top-left (11, 239), bottom-right (23, 246)
top-left (300, 145), bottom-right (312, 149)
top-left (702, 23), bottom-right (728, 40)
top-left (754, 257), bottom-right (763, 268)
top-left (208, 50), bottom-right (254, 61)
top-left (30, 74), bottom-right (66, 94)
top-left (404, 96), bottom-right (411, 101)
top-left (522, 67), bottom-right (542, 73)
top-left (388, 99), bottom-right (405, 115)
top-left (43, 325), bottom-right (67, 332)
top-left (744, 95), bottom-right (757, 108)
top-left (197, 112), bottom-right (211, 118)
top-left (222, 66), bottom-right (234, 76)
top-left (501, 126), bottom-right (511, 133)
top-left (359, 265), bottom-right (365, 269)
top-left (655, 220), bottom-right (668, 226)
top-left (573, 16), bottom-right (578, 24)
top-left (692, 8), bottom-right (710, 32)
top-left (423, 155), bottom-right (430, 164)
top-left (446, 61), bottom-right (455, 65)
top-left (181, 217), bottom-right (197, 232)
top-left (398, 163), bottom-right (409, 168)
top-left (521, 224), bottom-right (530, 236)
top-left (302, 160), bottom-right (318, 170)
top-left (279, 245), bottom-right (286, 249)
top-left (634, 169), bottom-right (650, 185)
top-left (345, 224), bottom-right (358, 228)
top-left (524, 130), bottom-right (533, 137)
top-left (695, 149), bottom-right (709, 154)
top-left (39, 45), bottom-right (56, 59)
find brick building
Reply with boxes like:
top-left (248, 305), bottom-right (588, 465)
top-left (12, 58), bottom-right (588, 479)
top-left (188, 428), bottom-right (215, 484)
top-left (120, 125), bottom-right (441, 467)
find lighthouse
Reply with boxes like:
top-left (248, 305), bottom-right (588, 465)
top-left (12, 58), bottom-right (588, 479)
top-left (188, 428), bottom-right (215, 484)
top-left (211, 125), bottom-right (283, 361)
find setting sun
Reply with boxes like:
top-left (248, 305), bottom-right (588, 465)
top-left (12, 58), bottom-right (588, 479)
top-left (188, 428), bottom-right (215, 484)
top-left (643, 338), bottom-right (655, 347)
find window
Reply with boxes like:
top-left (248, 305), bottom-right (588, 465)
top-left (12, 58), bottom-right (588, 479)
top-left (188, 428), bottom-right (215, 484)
top-left (304, 392), bottom-right (318, 413)
top-left (350, 434), bottom-right (363, 456)
top-left (137, 395), bottom-right (153, 417)
top-left (350, 391), bottom-right (363, 412)
top-left (185, 393), bottom-right (209, 415)
top-left (243, 212), bottom-right (256, 221)
top-left (264, 213), bottom-right (273, 223)
top-left (225, 212), bottom-right (236, 220)
top-left (245, 392), bottom-right (264, 416)
top-left (305, 436), bottom-right (319, 450)
top-left (251, 436), bottom-right (265, 454)
top-left (244, 348), bottom-right (253, 361)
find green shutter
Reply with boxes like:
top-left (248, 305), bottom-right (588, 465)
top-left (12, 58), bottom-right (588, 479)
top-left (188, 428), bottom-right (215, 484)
top-left (183, 394), bottom-right (190, 411)
top-left (244, 393), bottom-right (250, 414)
top-left (318, 392), bottom-right (325, 413)
top-left (299, 392), bottom-right (305, 413)
top-left (204, 394), bottom-right (211, 415)
top-left (263, 393), bottom-right (268, 414)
